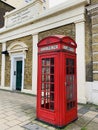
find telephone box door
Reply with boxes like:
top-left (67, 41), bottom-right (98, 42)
top-left (64, 54), bottom-right (77, 122)
top-left (37, 54), bottom-right (58, 124)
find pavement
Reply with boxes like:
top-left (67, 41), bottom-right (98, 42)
top-left (0, 90), bottom-right (98, 130)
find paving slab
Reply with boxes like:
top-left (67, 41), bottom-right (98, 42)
top-left (86, 122), bottom-right (98, 130)
top-left (78, 107), bottom-right (89, 115)
top-left (95, 114), bottom-right (98, 118)
top-left (92, 117), bottom-right (98, 123)
top-left (61, 123), bottom-right (81, 130)
top-left (74, 116), bottom-right (91, 127)
top-left (23, 123), bottom-right (47, 130)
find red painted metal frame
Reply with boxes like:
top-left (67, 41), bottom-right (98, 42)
top-left (37, 35), bottom-right (77, 127)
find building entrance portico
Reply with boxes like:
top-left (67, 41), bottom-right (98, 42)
top-left (7, 41), bottom-right (28, 91)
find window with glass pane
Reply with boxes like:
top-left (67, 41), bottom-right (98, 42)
top-left (41, 58), bottom-right (54, 111)
top-left (66, 58), bottom-right (75, 110)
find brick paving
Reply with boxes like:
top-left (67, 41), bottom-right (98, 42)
top-left (0, 90), bottom-right (98, 130)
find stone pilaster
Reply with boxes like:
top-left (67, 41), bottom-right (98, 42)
top-left (75, 20), bottom-right (86, 104)
top-left (32, 34), bottom-right (38, 95)
top-left (1, 42), bottom-right (6, 87)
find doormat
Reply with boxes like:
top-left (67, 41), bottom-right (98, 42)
top-left (23, 123), bottom-right (47, 130)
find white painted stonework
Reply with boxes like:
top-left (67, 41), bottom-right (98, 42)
top-left (75, 21), bottom-right (86, 104)
top-left (0, 0), bottom-right (90, 104)
top-left (1, 42), bottom-right (6, 88)
top-left (86, 81), bottom-right (98, 105)
top-left (5, 0), bottom-right (43, 28)
top-left (32, 34), bottom-right (38, 95)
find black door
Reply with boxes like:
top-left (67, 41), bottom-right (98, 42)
top-left (16, 61), bottom-right (22, 90)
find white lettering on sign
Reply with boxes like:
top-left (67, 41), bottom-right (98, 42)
top-left (63, 45), bottom-right (74, 52)
top-left (40, 45), bottom-right (58, 51)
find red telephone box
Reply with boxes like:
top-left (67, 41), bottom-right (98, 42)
top-left (37, 35), bottom-right (77, 127)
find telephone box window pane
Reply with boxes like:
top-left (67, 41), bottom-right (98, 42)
top-left (46, 83), bottom-right (50, 89)
top-left (41, 92), bottom-right (44, 98)
top-left (50, 75), bottom-right (54, 82)
top-left (46, 67), bottom-right (50, 74)
top-left (50, 102), bottom-right (54, 110)
top-left (41, 100), bottom-right (44, 108)
top-left (42, 59), bottom-right (45, 65)
top-left (46, 75), bottom-right (50, 82)
top-left (51, 58), bottom-right (54, 65)
top-left (50, 84), bottom-right (54, 91)
top-left (42, 67), bottom-right (45, 74)
top-left (42, 75), bottom-right (45, 82)
top-left (41, 58), bottom-right (54, 111)
top-left (46, 59), bottom-right (50, 65)
top-left (50, 66), bottom-right (54, 74)
top-left (50, 93), bottom-right (54, 101)
top-left (42, 83), bottom-right (45, 90)
top-left (46, 92), bottom-right (50, 99)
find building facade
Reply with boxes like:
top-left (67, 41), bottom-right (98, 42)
top-left (0, 0), bottom-right (98, 105)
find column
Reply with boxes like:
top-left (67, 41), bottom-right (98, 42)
top-left (75, 21), bottom-right (87, 104)
top-left (1, 42), bottom-right (6, 87)
top-left (32, 34), bottom-right (38, 95)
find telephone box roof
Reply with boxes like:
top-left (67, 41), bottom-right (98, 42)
top-left (38, 35), bottom-right (77, 48)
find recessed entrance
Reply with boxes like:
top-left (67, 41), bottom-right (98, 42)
top-left (8, 42), bottom-right (27, 92)
top-left (16, 60), bottom-right (22, 90)
top-left (10, 55), bottom-right (24, 91)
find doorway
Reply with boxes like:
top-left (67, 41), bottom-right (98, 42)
top-left (16, 61), bottom-right (22, 90)
top-left (10, 55), bottom-right (24, 91)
